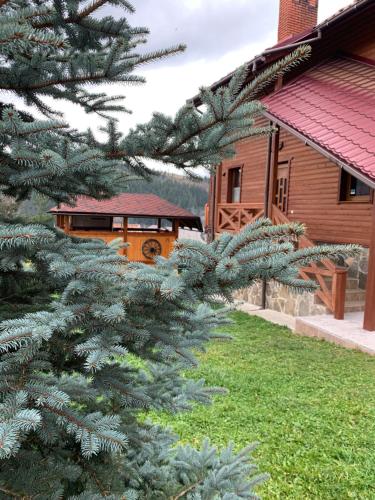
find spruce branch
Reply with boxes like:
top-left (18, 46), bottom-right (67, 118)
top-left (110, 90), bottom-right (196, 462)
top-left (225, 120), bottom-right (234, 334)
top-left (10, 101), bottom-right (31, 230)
top-left (0, 485), bottom-right (28, 499)
top-left (77, 0), bottom-right (117, 20)
top-left (78, 457), bottom-right (111, 497)
top-left (1, 72), bottom-right (145, 92)
top-left (170, 478), bottom-right (206, 500)
top-left (229, 44), bottom-right (312, 112)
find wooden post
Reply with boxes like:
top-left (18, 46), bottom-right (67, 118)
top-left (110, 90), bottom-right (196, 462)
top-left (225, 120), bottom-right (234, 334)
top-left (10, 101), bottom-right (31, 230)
top-left (123, 217), bottom-right (128, 256)
top-left (208, 173), bottom-right (216, 242)
top-left (364, 203), bottom-right (375, 331)
top-left (157, 218), bottom-right (162, 231)
top-left (263, 125), bottom-right (273, 219)
top-left (332, 269), bottom-right (347, 320)
top-left (267, 125), bottom-right (280, 219)
top-left (215, 163), bottom-right (222, 235)
top-left (267, 78), bottom-right (282, 220)
top-left (172, 219), bottom-right (179, 236)
top-left (64, 215), bottom-right (71, 232)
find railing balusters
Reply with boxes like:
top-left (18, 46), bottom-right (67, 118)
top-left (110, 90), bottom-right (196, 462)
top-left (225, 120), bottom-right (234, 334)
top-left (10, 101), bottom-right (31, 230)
top-left (271, 204), bottom-right (348, 319)
top-left (217, 203), bottom-right (264, 233)
top-left (216, 203), bottom-right (348, 319)
top-left (332, 269), bottom-right (347, 320)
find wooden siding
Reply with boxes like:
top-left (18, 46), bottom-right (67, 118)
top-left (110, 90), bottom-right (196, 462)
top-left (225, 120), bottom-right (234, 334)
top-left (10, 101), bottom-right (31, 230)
top-left (65, 229), bottom-right (176, 262)
top-left (349, 34), bottom-right (375, 60)
top-left (279, 129), bottom-right (373, 246)
top-left (217, 125), bottom-right (373, 246)
top-left (219, 117), bottom-right (269, 205)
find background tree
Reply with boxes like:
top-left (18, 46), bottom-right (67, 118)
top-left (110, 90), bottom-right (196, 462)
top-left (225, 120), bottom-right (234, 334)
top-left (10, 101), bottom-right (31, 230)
top-left (0, 1), bottom-right (358, 498)
top-left (0, 195), bottom-right (18, 219)
top-left (125, 172), bottom-right (209, 219)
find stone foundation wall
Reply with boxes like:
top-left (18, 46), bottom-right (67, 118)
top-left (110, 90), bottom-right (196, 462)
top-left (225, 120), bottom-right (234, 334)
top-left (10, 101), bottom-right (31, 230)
top-left (234, 281), bottom-right (327, 317)
top-left (234, 248), bottom-right (369, 317)
top-left (346, 247), bottom-right (369, 290)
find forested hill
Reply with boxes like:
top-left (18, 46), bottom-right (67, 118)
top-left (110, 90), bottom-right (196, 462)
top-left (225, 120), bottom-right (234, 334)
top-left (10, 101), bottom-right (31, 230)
top-left (12, 172), bottom-right (209, 223)
top-left (127, 172), bottom-right (209, 217)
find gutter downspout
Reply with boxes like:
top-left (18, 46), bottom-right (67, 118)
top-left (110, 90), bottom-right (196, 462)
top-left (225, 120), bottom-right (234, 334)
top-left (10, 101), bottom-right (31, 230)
top-left (209, 171), bottom-right (216, 242)
top-left (263, 29), bottom-right (322, 55)
top-left (261, 123), bottom-right (274, 309)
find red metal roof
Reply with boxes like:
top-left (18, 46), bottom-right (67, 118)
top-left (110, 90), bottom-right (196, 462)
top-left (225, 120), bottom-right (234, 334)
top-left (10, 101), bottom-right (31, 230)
top-left (263, 57), bottom-right (375, 183)
top-left (50, 193), bottom-right (198, 219)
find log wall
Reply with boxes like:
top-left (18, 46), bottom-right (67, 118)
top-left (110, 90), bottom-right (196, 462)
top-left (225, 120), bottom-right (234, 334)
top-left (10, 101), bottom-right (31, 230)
top-left (279, 130), bottom-right (373, 246)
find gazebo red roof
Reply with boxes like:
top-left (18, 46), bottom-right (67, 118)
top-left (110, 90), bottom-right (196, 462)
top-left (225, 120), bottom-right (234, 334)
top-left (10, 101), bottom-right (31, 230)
top-left (262, 57), bottom-right (375, 184)
top-left (50, 193), bottom-right (203, 230)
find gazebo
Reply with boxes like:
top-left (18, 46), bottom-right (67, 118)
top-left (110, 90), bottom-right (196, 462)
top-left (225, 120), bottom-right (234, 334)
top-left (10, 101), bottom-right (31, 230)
top-left (50, 193), bottom-right (202, 263)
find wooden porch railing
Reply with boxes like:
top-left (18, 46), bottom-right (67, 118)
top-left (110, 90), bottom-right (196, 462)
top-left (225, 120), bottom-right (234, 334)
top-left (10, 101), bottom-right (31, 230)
top-left (271, 205), bottom-right (347, 319)
top-left (215, 202), bottom-right (347, 319)
top-left (217, 203), bottom-right (265, 233)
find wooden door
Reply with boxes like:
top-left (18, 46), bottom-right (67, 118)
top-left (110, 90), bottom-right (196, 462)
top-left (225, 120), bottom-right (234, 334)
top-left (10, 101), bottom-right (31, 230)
top-left (275, 161), bottom-right (290, 214)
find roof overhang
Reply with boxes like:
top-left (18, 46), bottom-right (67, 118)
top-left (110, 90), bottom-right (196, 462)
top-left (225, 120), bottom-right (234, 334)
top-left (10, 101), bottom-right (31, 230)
top-left (262, 110), bottom-right (375, 190)
top-left (50, 210), bottom-right (193, 219)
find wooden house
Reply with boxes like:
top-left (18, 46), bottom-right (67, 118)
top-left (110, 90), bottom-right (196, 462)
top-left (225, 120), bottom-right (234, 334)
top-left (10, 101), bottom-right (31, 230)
top-left (50, 193), bottom-right (202, 263)
top-left (198, 0), bottom-right (375, 330)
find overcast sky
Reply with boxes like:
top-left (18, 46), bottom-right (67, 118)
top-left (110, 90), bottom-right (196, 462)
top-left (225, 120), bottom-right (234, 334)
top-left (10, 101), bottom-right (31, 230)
top-left (52, 0), bottom-right (353, 164)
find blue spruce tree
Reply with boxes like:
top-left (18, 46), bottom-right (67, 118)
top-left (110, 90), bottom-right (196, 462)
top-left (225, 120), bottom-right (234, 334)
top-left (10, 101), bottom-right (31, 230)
top-left (0, 1), bottom-right (359, 498)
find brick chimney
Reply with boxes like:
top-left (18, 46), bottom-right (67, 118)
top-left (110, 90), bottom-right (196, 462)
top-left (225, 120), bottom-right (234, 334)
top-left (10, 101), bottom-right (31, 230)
top-left (278, 0), bottom-right (319, 42)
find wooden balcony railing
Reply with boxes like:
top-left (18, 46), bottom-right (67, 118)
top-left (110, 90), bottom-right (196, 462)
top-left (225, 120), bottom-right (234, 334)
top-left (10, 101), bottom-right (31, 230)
top-left (217, 203), bottom-right (265, 233)
top-left (271, 205), bottom-right (347, 319)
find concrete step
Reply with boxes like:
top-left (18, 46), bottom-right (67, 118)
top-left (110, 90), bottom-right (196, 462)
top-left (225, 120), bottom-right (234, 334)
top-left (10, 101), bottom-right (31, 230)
top-left (345, 289), bottom-right (367, 302)
top-left (346, 277), bottom-right (362, 290)
top-left (345, 301), bottom-right (366, 313)
top-left (315, 293), bottom-right (365, 312)
top-left (308, 273), bottom-right (365, 313)
top-left (323, 276), bottom-right (360, 290)
top-left (294, 316), bottom-right (375, 356)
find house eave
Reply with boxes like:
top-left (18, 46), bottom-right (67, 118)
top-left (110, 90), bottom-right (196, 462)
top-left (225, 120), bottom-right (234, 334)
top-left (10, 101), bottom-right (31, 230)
top-left (262, 109), bottom-right (375, 191)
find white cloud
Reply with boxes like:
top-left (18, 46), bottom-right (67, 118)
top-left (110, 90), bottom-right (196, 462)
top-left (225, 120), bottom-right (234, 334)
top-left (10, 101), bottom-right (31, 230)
top-left (61, 0), bottom-right (351, 137)
top-left (6, 0), bottom-right (353, 175)
top-left (318, 0), bottom-right (354, 22)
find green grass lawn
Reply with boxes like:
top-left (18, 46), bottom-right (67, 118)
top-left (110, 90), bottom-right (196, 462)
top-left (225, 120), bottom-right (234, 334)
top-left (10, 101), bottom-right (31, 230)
top-left (152, 311), bottom-right (375, 499)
